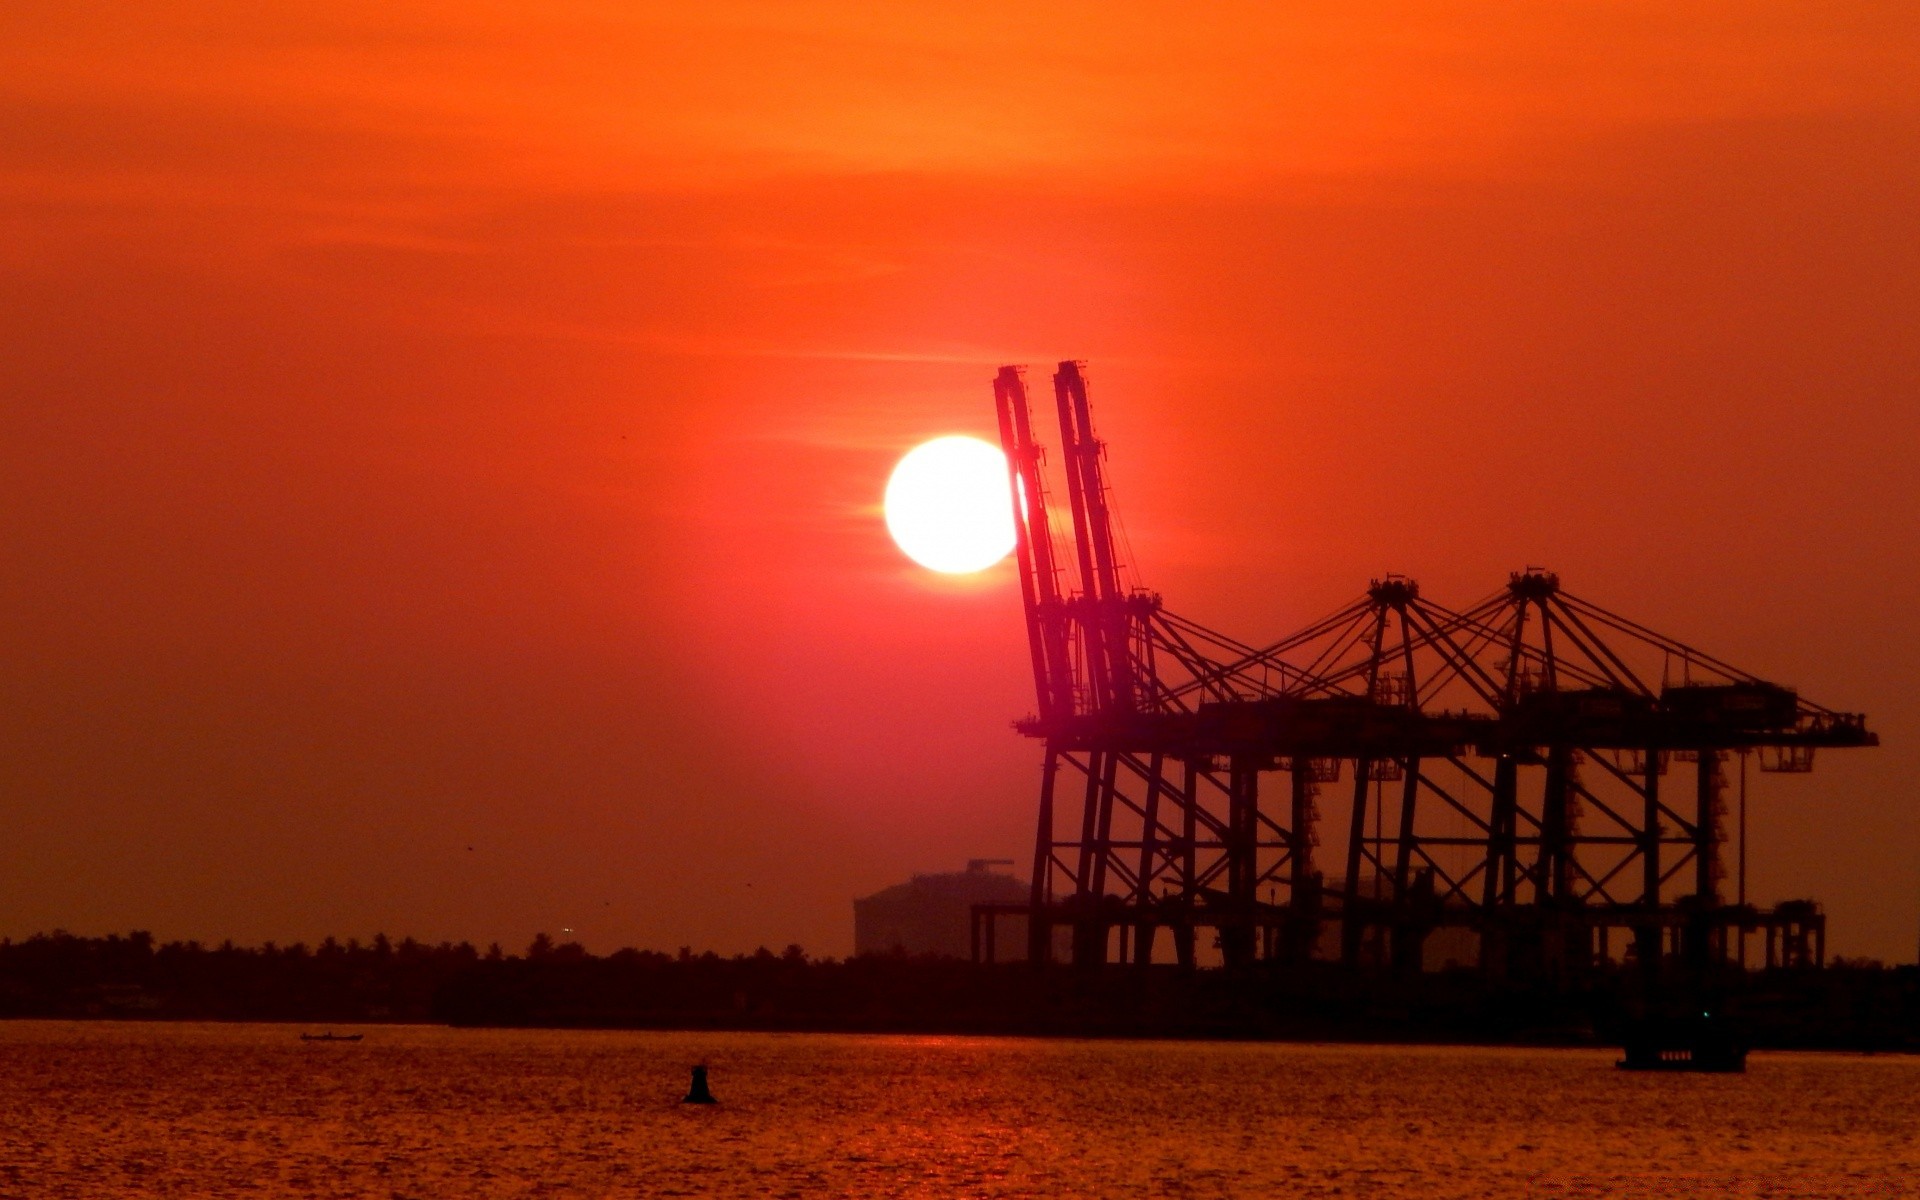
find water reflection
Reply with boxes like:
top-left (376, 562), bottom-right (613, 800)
top-left (2, 1022), bottom-right (1915, 1198)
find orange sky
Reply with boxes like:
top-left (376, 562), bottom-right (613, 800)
top-left (2, 2), bottom-right (1917, 959)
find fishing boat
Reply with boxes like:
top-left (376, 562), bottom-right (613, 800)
top-left (299, 1031), bottom-right (364, 1042)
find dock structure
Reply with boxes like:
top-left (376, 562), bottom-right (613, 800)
top-left (978, 362), bottom-right (1876, 978)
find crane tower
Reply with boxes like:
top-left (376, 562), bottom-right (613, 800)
top-left (981, 362), bottom-right (1877, 977)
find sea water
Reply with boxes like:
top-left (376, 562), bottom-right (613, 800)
top-left (3, 1020), bottom-right (1915, 1197)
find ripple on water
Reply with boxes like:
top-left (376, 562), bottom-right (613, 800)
top-left (2, 1022), bottom-right (1917, 1198)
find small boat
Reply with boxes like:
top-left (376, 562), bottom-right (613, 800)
top-left (299, 1031), bottom-right (364, 1042)
top-left (1617, 1014), bottom-right (1746, 1072)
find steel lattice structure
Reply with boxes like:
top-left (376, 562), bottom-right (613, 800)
top-left (980, 361), bottom-right (1877, 976)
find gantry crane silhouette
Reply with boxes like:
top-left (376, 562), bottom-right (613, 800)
top-left (977, 361), bottom-right (1877, 977)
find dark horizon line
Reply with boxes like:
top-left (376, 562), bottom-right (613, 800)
top-left (2, 928), bottom-right (852, 964)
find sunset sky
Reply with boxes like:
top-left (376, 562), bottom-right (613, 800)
top-left (2, 2), bottom-right (1916, 960)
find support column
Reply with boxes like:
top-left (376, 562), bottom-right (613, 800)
top-left (1287, 759), bottom-right (1320, 963)
top-left (1176, 762), bottom-right (1198, 970)
top-left (1539, 745), bottom-right (1572, 905)
top-left (1028, 750), bottom-right (1060, 964)
top-left (1133, 753), bottom-right (1166, 966)
top-left (1737, 750), bottom-right (1749, 970)
top-left (1481, 755), bottom-right (1520, 976)
top-left (1636, 749), bottom-right (1661, 976)
top-left (1694, 751), bottom-right (1722, 904)
top-left (1341, 757), bottom-right (1371, 964)
top-left (1080, 753), bottom-right (1120, 967)
top-left (1393, 763), bottom-right (1419, 897)
top-left (1686, 750), bottom-right (1724, 968)
top-left (1484, 755), bottom-right (1519, 909)
top-left (1221, 758), bottom-right (1259, 968)
top-left (1391, 758), bottom-right (1423, 971)
top-left (1539, 745), bottom-right (1575, 980)
top-left (1070, 751), bottom-right (1107, 968)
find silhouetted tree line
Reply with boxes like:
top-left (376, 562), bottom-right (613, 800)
top-left (1, 930), bottom-right (1914, 1049)
top-left (0, 930), bottom-right (484, 1023)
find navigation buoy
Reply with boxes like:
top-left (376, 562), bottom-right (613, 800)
top-left (683, 1064), bottom-right (716, 1104)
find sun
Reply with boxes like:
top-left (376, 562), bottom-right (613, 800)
top-left (884, 435), bottom-right (1017, 574)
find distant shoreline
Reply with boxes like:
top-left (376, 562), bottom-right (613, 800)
top-left (6, 1014), bottom-right (1918, 1059)
top-left (5, 931), bottom-right (1915, 1052)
